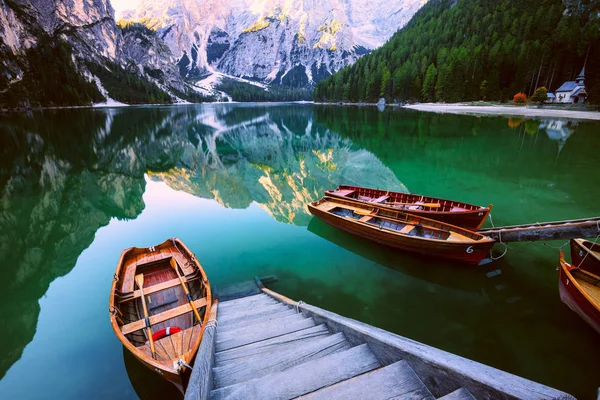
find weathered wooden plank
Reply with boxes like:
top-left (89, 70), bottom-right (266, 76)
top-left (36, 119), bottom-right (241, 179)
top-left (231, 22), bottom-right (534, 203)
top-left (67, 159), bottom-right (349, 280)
top-left (185, 303), bottom-right (218, 400)
top-left (218, 304), bottom-right (291, 327)
top-left (438, 387), bottom-right (476, 400)
top-left (261, 288), bottom-right (576, 400)
top-left (298, 360), bottom-right (434, 400)
top-left (122, 298), bottom-right (207, 335)
top-left (213, 332), bottom-right (351, 388)
top-left (218, 294), bottom-right (276, 313)
top-left (215, 318), bottom-right (316, 352)
top-left (216, 314), bottom-right (309, 345)
top-left (215, 325), bottom-right (329, 366)
top-left (216, 281), bottom-right (261, 302)
top-left (218, 309), bottom-right (296, 333)
top-left (209, 344), bottom-right (380, 400)
top-left (481, 218), bottom-right (600, 242)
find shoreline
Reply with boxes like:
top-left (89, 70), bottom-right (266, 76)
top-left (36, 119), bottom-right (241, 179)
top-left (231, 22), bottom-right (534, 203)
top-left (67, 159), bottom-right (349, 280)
top-left (402, 103), bottom-right (600, 121)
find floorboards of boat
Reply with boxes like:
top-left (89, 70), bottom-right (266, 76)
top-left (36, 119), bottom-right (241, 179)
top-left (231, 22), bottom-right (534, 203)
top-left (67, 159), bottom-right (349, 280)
top-left (575, 274), bottom-right (600, 305)
top-left (144, 266), bottom-right (192, 334)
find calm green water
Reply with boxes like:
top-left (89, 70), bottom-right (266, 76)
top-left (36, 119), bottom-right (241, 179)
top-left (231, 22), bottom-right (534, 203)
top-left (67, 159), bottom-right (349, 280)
top-left (0, 104), bottom-right (599, 399)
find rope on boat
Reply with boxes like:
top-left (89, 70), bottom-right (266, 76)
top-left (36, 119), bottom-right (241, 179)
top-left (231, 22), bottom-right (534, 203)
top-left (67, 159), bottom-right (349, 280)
top-left (575, 233), bottom-right (600, 268)
top-left (490, 242), bottom-right (508, 261)
top-left (542, 241), bottom-right (569, 250)
top-left (177, 359), bottom-right (193, 371)
top-left (296, 301), bottom-right (304, 313)
top-left (488, 213), bottom-right (496, 228)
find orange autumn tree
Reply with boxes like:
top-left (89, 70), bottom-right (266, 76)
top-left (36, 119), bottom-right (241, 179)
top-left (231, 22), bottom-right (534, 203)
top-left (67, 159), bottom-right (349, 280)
top-left (513, 92), bottom-right (527, 104)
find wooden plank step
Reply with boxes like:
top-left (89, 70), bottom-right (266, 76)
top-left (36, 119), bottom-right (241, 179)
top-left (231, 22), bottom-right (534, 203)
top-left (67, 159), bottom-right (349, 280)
top-left (215, 325), bottom-right (329, 366)
top-left (216, 281), bottom-right (261, 302)
top-left (209, 344), bottom-right (380, 400)
top-left (297, 360), bottom-right (435, 400)
top-left (218, 303), bottom-right (291, 326)
top-left (121, 297), bottom-right (207, 335)
top-left (438, 388), bottom-right (476, 400)
top-left (217, 314), bottom-right (309, 345)
top-left (218, 294), bottom-right (277, 313)
top-left (216, 317), bottom-right (317, 352)
top-left (213, 332), bottom-right (352, 388)
top-left (218, 309), bottom-right (297, 333)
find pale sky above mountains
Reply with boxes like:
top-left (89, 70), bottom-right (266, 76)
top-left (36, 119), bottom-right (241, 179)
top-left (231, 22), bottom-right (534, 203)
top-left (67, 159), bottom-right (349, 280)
top-left (111, 0), bottom-right (141, 16)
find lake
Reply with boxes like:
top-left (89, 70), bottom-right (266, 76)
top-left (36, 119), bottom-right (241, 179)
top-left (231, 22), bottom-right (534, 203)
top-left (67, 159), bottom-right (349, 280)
top-left (0, 103), bottom-right (599, 399)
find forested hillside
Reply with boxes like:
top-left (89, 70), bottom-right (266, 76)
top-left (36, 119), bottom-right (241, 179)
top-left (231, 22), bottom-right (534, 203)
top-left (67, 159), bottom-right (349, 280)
top-left (314, 0), bottom-right (600, 103)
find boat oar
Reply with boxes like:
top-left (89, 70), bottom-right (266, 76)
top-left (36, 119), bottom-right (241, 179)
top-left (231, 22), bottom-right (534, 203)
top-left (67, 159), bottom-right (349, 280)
top-left (354, 209), bottom-right (375, 216)
top-left (135, 274), bottom-right (157, 360)
top-left (390, 202), bottom-right (441, 208)
top-left (169, 258), bottom-right (202, 323)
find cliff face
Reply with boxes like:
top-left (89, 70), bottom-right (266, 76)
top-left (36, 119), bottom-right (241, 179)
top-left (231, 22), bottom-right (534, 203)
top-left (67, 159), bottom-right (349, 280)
top-left (0, 0), bottom-right (187, 104)
top-left (119, 0), bottom-right (428, 87)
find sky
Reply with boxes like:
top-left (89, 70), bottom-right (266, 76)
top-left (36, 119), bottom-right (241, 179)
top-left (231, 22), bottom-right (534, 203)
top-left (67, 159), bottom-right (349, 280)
top-left (110, 0), bottom-right (141, 16)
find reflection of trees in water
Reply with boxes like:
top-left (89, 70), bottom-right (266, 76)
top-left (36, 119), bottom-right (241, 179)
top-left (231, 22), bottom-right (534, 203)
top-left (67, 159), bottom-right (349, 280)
top-left (0, 104), bottom-right (401, 377)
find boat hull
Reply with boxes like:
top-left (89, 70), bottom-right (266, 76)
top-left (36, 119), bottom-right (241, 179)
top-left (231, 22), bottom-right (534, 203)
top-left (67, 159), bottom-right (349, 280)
top-left (559, 261), bottom-right (600, 335)
top-left (570, 238), bottom-right (600, 274)
top-left (326, 185), bottom-right (492, 230)
top-left (109, 238), bottom-right (212, 394)
top-left (309, 204), bottom-right (493, 265)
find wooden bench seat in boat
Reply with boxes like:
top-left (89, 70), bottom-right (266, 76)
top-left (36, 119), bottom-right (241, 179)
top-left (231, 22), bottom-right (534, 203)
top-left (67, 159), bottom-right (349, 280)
top-left (117, 275), bottom-right (201, 303)
top-left (121, 297), bottom-right (208, 335)
top-left (120, 252), bottom-right (196, 294)
top-left (335, 189), bottom-right (356, 197)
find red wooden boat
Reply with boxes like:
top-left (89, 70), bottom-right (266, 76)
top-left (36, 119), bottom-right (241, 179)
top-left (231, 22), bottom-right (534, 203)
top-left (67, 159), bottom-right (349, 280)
top-left (559, 250), bottom-right (600, 335)
top-left (325, 185), bottom-right (492, 230)
top-left (109, 238), bottom-right (212, 392)
top-left (308, 196), bottom-right (495, 264)
top-left (570, 238), bottom-right (600, 274)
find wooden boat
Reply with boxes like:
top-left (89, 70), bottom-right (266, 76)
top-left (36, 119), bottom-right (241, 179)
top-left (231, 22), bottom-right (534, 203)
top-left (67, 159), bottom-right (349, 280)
top-left (570, 238), bottom-right (600, 274)
top-left (109, 238), bottom-right (212, 392)
top-left (559, 249), bottom-right (600, 335)
top-left (325, 185), bottom-right (492, 230)
top-left (308, 196), bottom-right (495, 264)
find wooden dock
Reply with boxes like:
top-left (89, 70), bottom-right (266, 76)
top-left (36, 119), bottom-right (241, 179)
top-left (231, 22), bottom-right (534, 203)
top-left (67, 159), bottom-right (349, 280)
top-left (481, 216), bottom-right (600, 242)
top-left (185, 278), bottom-right (574, 400)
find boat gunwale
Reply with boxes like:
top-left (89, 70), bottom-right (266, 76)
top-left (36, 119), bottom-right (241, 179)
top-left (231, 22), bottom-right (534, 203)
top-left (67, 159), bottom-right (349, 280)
top-left (573, 238), bottom-right (600, 263)
top-left (310, 197), bottom-right (494, 245)
top-left (109, 238), bottom-right (212, 376)
top-left (559, 251), bottom-right (600, 314)
top-left (327, 185), bottom-right (492, 215)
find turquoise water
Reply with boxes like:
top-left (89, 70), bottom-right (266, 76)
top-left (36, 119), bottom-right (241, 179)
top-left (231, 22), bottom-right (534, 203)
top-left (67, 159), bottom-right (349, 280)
top-left (0, 104), bottom-right (599, 399)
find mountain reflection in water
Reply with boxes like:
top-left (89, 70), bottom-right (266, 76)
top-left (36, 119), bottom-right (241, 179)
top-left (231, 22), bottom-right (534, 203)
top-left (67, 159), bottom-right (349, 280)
top-left (0, 104), bottom-right (402, 379)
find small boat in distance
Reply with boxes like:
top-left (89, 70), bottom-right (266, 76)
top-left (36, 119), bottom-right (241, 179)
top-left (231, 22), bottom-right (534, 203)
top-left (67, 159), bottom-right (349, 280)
top-left (308, 196), bottom-right (495, 264)
top-left (109, 238), bottom-right (212, 392)
top-left (559, 249), bottom-right (600, 335)
top-left (570, 238), bottom-right (600, 274)
top-left (325, 185), bottom-right (492, 230)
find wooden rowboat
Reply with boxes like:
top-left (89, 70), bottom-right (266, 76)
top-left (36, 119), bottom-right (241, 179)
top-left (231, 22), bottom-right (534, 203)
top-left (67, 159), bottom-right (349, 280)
top-left (570, 238), bottom-right (600, 274)
top-left (109, 238), bottom-right (212, 392)
top-left (559, 249), bottom-right (600, 335)
top-left (308, 196), bottom-right (495, 264)
top-left (325, 185), bottom-right (492, 230)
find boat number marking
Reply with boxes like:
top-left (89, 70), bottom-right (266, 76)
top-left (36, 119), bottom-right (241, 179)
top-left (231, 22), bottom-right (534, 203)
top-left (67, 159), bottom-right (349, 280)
top-left (478, 212), bottom-right (483, 216)
top-left (566, 279), bottom-right (570, 286)
top-left (154, 368), bottom-right (164, 375)
top-left (466, 246), bottom-right (474, 254)
top-left (579, 250), bottom-right (584, 257)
